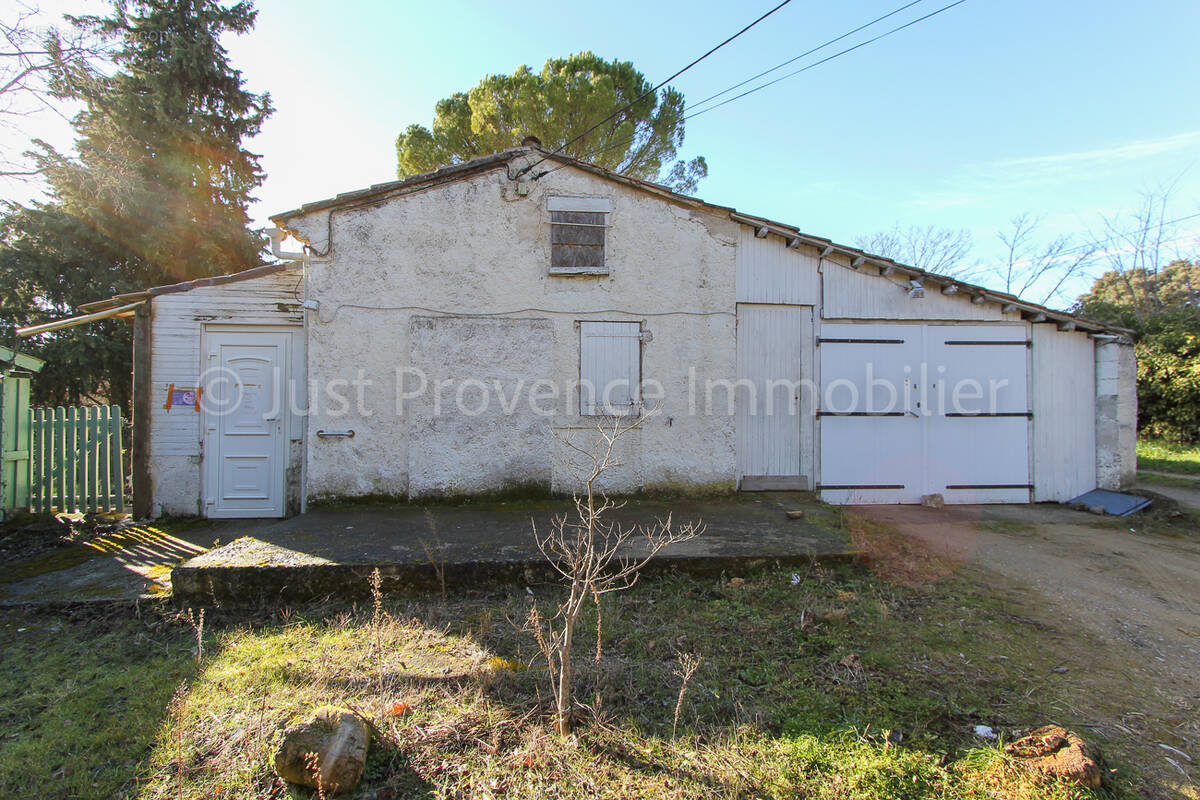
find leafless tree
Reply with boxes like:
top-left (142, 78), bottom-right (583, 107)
top-left (990, 213), bottom-right (1096, 307)
top-left (0, 2), bottom-right (106, 179)
top-left (1093, 186), bottom-right (1191, 277)
top-left (1084, 186), bottom-right (1198, 321)
top-left (526, 407), bottom-right (703, 736)
top-left (856, 224), bottom-right (975, 279)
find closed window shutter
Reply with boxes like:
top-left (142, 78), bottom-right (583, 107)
top-left (551, 211), bottom-right (606, 268)
top-left (548, 196), bottom-right (611, 272)
top-left (580, 321), bottom-right (641, 415)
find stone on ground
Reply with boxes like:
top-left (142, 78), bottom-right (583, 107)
top-left (1004, 724), bottom-right (1102, 789)
top-left (274, 706), bottom-right (370, 794)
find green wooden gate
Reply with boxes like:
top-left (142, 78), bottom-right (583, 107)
top-left (0, 373), bottom-right (33, 520)
top-left (30, 406), bottom-right (126, 514)
top-left (1, 345), bottom-right (44, 521)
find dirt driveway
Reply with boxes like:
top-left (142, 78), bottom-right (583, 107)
top-left (845, 491), bottom-right (1200, 792)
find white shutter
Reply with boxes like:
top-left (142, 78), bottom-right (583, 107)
top-left (580, 321), bottom-right (641, 415)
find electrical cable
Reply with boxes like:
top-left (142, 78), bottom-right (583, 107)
top-left (518, 0), bottom-right (797, 176)
top-left (532, 0), bottom-right (969, 181)
top-left (684, 0), bottom-right (925, 114)
top-left (685, 0), bottom-right (968, 121)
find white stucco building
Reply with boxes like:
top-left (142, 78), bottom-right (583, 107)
top-left (77, 144), bottom-right (1137, 518)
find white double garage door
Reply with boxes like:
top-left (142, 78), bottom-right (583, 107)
top-left (818, 322), bottom-right (1032, 504)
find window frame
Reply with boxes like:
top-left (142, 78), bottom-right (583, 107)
top-left (547, 196), bottom-right (612, 276)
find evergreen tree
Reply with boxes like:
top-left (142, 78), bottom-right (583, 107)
top-left (0, 0), bottom-right (271, 407)
top-left (396, 52), bottom-right (707, 194)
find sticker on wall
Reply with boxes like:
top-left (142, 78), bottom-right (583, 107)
top-left (164, 384), bottom-right (201, 411)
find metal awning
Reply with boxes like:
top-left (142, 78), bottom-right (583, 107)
top-left (15, 300), bottom-right (145, 338)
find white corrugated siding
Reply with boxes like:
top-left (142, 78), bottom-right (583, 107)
top-left (150, 269), bottom-right (305, 457)
top-left (1031, 325), bottom-right (1096, 501)
top-left (822, 260), bottom-right (1021, 322)
top-left (148, 268), bottom-right (304, 515)
top-left (736, 228), bottom-right (820, 304)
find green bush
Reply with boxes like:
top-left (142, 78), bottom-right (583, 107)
top-left (1076, 261), bottom-right (1200, 445)
top-left (1136, 325), bottom-right (1200, 444)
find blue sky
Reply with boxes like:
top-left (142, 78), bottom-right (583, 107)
top-left (8, 0), bottom-right (1200, 303)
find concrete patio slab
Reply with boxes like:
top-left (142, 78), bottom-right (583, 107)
top-left (171, 493), bottom-right (857, 606)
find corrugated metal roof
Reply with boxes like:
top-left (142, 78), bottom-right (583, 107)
top-left (78, 263), bottom-right (293, 313)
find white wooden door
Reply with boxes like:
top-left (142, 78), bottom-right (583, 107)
top-left (203, 330), bottom-right (289, 518)
top-left (736, 305), bottom-right (810, 489)
top-left (925, 325), bottom-right (1031, 503)
top-left (818, 323), bottom-right (924, 503)
top-left (818, 323), bottom-right (1030, 504)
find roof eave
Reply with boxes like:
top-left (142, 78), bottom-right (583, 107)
top-left (261, 148), bottom-right (1132, 338)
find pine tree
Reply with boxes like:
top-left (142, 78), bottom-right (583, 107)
top-left (0, 0), bottom-right (271, 407)
top-left (40, 0), bottom-right (272, 281)
top-left (396, 52), bottom-right (707, 194)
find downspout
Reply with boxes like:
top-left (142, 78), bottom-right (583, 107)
top-left (269, 227), bottom-right (306, 262)
top-left (269, 227), bottom-right (310, 515)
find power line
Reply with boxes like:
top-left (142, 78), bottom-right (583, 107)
top-left (519, 0), bottom-right (797, 176)
top-left (685, 0), bottom-right (969, 121)
top-left (534, 0), bottom-right (969, 180)
top-left (684, 0), bottom-right (926, 115)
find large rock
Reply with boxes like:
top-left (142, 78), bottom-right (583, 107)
top-left (274, 706), bottom-right (370, 794)
top-left (1004, 725), bottom-right (1102, 789)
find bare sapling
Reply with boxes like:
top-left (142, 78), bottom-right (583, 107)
top-left (526, 407), bottom-right (704, 735)
top-left (369, 568), bottom-right (384, 629)
top-left (672, 651), bottom-right (703, 738)
top-left (420, 538), bottom-right (448, 603)
top-left (183, 608), bottom-right (205, 664)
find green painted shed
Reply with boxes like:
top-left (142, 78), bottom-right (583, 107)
top-left (1, 345), bottom-right (45, 521)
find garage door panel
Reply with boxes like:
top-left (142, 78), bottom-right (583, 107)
top-left (819, 323), bottom-right (920, 416)
top-left (928, 416), bottom-right (1030, 492)
top-left (928, 325), bottom-right (1029, 415)
top-left (819, 415), bottom-right (923, 503)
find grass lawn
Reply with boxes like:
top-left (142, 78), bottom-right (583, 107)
top-left (2, 557), bottom-right (1185, 800)
top-left (1138, 437), bottom-right (1200, 476)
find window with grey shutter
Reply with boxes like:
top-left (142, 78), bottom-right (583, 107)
top-left (548, 196), bottom-right (612, 274)
top-left (579, 321), bottom-right (642, 415)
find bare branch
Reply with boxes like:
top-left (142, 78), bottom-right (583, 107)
top-left (528, 405), bottom-right (702, 735)
top-left (856, 224), bottom-right (975, 279)
top-left (986, 214), bottom-right (1097, 307)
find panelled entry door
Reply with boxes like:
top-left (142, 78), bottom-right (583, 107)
top-left (818, 323), bottom-right (1031, 504)
top-left (203, 330), bottom-right (289, 518)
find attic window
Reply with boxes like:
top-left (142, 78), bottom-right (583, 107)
top-left (548, 196), bottom-right (611, 274)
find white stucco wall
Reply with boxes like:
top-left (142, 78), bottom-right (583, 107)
top-left (267, 151), bottom-right (1135, 506)
top-left (283, 159), bottom-right (739, 500)
top-left (1096, 339), bottom-right (1138, 489)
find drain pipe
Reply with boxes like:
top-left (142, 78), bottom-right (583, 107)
top-left (269, 227), bottom-right (306, 262)
top-left (269, 226), bottom-right (312, 516)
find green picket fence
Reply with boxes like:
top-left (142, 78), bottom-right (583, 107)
top-left (30, 405), bottom-right (125, 514)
